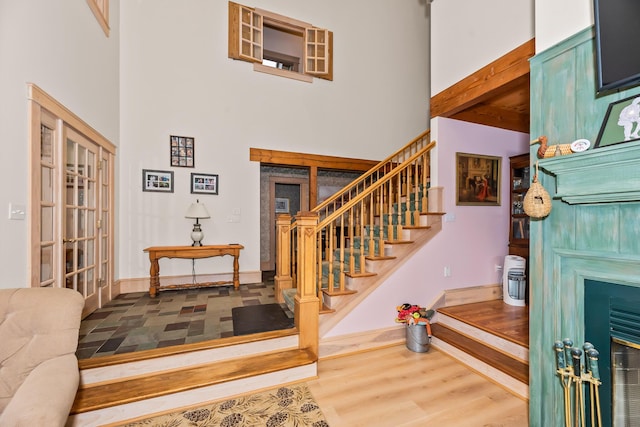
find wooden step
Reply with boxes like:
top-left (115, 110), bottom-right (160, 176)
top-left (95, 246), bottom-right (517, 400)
top-left (431, 322), bottom-right (528, 384)
top-left (71, 347), bottom-right (316, 414)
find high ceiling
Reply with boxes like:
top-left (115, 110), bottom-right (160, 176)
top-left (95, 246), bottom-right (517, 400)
top-left (430, 40), bottom-right (534, 135)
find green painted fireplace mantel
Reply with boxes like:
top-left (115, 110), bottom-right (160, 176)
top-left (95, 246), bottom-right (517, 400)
top-left (529, 27), bottom-right (640, 427)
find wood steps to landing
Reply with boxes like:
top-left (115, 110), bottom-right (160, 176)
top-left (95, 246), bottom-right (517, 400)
top-left (70, 330), bottom-right (317, 425)
top-left (431, 299), bottom-right (529, 392)
top-left (430, 322), bottom-right (528, 384)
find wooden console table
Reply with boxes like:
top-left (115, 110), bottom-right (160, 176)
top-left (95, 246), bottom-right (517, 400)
top-left (143, 244), bottom-right (244, 297)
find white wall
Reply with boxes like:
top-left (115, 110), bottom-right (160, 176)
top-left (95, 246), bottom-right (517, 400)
top-left (535, 0), bottom-right (593, 53)
top-left (0, 0), bottom-right (120, 288)
top-left (326, 117), bottom-right (529, 336)
top-left (430, 0), bottom-right (534, 95)
top-left (118, 0), bottom-right (430, 280)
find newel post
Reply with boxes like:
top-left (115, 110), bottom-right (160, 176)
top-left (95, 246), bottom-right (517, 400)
top-left (274, 214), bottom-right (292, 304)
top-left (295, 211), bottom-right (320, 358)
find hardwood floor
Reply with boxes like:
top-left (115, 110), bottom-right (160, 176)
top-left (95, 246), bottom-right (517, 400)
top-left (307, 345), bottom-right (528, 426)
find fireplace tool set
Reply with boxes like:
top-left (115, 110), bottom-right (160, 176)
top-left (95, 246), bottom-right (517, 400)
top-left (554, 339), bottom-right (602, 427)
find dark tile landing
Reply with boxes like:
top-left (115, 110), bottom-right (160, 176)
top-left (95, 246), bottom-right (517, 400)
top-left (76, 282), bottom-right (292, 360)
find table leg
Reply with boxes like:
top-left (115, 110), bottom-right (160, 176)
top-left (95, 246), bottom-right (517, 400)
top-left (149, 258), bottom-right (160, 297)
top-left (233, 252), bottom-right (240, 290)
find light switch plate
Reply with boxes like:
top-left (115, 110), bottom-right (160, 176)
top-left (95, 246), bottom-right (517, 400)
top-left (9, 203), bottom-right (26, 220)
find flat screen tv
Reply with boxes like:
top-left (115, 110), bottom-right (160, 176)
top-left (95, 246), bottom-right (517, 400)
top-left (594, 0), bottom-right (640, 93)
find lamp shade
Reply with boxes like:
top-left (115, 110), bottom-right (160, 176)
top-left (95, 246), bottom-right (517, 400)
top-left (185, 200), bottom-right (211, 219)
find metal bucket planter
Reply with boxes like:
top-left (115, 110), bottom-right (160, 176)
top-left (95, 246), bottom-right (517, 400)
top-left (406, 324), bottom-right (431, 353)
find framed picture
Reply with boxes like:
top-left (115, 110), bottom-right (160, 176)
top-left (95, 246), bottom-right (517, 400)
top-left (456, 152), bottom-right (501, 206)
top-left (142, 169), bottom-right (174, 193)
top-left (191, 173), bottom-right (218, 195)
top-left (275, 197), bottom-right (290, 213)
top-left (170, 135), bottom-right (195, 167)
top-left (595, 95), bottom-right (640, 148)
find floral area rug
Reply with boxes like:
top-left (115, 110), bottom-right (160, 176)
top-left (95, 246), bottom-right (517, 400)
top-left (119, 384), bottom-right (328, 427)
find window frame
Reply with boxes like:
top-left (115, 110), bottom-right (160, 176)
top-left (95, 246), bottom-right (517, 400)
top-left (228, 2), bottom-right (333, 82)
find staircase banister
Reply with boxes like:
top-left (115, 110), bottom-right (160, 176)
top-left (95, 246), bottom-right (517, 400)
top-left (312, 129), bottom-right (432, 214)
top-left (316, 140), bottom-right (436, 229)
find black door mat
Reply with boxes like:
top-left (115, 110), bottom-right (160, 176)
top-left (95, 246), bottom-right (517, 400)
top-left (231, 303), bottom-right (295, 336)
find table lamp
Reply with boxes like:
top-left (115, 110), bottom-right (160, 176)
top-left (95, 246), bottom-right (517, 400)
top-left (185, 200), bottom-right (211, 246)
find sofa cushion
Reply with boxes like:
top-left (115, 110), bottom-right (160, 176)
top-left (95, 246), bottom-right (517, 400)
top-left (0, 288), bottom-right (84, 414)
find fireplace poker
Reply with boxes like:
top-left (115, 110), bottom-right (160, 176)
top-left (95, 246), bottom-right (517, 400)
top-left (582, 342), bottom-right (595, 427)
top-left (587, 349), bottom-right (602, 427)
top-left (571, 347), bottom-right (585, 427)
top-left (555, 340), bottom-right (572, 427)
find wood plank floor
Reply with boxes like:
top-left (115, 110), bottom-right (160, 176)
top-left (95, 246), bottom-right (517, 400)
top-left (437, 299), bottom-right (529, 347)
top-left (307, 345), bottom-right (528, 426)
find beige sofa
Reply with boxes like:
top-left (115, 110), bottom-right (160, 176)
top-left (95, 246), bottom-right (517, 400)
top-left (0, 288), bottom-right (84, 427)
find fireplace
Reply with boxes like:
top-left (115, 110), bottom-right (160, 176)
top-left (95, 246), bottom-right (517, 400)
top-left (530, 140), bottom-right (640, 426)
top-left (586, 279), bottom-right (640, 426)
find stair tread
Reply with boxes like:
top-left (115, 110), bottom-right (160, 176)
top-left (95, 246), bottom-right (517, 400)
top-left (437, 300), bottom-right (528, 348)
top-left (431, 323), bottom-right (528, 384)
top-left (71, 347), bottom-right (316, 414)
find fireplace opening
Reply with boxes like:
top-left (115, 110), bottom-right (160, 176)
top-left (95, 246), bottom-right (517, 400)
top-left (585, 280), bottom-right (640, 426)
top-left (611, 338), bottom-right (640, 426)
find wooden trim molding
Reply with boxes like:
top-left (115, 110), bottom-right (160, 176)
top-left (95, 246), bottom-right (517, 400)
top-left (250, 147), bottom-right (378, 172)
top-left (430, 39), bottom-right (534, 132)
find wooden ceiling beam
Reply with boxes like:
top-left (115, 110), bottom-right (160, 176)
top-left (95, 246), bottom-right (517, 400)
top-left (430, 39), bottom-right (535, 119)
top-left (451, 103), bottom-right (530, 133)
top-left (250, 147), bottom-right (379, 172)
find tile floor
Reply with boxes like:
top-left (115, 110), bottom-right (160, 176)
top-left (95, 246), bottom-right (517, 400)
top-left (76, 281), bottom-right (293, 360)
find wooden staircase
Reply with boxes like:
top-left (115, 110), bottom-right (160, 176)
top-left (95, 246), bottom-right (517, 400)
top-left (68, 330), bottom-right (317, 426)
top-left (431, 299), bottom-right (529, 399)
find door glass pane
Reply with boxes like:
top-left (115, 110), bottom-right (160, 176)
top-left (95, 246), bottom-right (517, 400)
top-left (87, 268), bottom-right (95, 294)
top-left (41, 167), bottom-right (53, 203)
top-left (78, 209), bottom-right (85, 238)
top-left (41, 125), bottom-right (54, 163)
top-left (78, 240), bottom-right (85, 269)
top-left (41, 246), bottom-right (53, 282)
top-left (77, 271), bottom-right (85, 295)
top-left (87, 181), bottom-right (95, 208)
top-left (87, 239), bottom-right (94, 266)
top-left (66, 139), bottom-right (75, 172)
top-left (102, 237), bottom-right (108, 262)
top-left (65, 208), bottom-right (75, 240)
top-left (65, 242), bottom-right (74, 274)
top-left (41, 206), bottom-right (53, 241)
top-left (87, 210), bottom-right (95, 238)
top-left (78, 145), bottom-right (86, 170)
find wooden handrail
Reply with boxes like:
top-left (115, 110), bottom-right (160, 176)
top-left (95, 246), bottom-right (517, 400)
top-left (275, 130), bottom-right (436, 361)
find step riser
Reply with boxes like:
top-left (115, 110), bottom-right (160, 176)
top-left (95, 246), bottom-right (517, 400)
top-left (437, 313), bottom-right (528, 362)
top-left (80, 335), bottom-right (300, 386)
top-left (68, 363), bottom-right (317, 427)
top-left (430, 338), bottom-right (528, 399)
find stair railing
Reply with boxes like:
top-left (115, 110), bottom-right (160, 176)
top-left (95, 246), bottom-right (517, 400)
top-left (275, 133), bottom-right (436, 358)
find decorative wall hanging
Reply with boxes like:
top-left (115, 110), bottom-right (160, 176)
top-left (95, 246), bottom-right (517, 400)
top-left (170, 135), bottom-right (195, 167)
top-left (595, 94), bottom-right (640, 148)
top-left (190, 173), bottom-right (218, 195)
top-left (455, 152), bottom-right (501, 206)
top-left (523, 162), bottom-right (551, 218)
top-left (142, 169), bottom-right (174, 193)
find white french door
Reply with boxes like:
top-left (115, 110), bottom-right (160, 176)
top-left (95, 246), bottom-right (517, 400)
top-left (64, 128), bottom-right (100, 313)
top-left (29, 84), bottom-right (115, 317)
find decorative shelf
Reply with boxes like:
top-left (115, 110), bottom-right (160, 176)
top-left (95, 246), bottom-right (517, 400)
top-left (539, 140), bottom-right (640, 204)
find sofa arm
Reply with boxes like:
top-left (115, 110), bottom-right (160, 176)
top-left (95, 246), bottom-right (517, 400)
top-left (0, 354), bottom-right (79, 427)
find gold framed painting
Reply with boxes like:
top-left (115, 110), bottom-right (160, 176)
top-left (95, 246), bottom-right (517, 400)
top-left (456, 152), bottom-right (501, 206)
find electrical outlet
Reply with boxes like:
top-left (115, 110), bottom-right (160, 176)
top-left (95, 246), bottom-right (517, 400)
top-left (444, 266), bottom-right (451, 277)
top-left (495, 264), bottom-right (503, 272)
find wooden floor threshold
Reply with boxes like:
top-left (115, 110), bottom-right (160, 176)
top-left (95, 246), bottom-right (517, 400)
top-left (431, 323), bottom-right (528, 385)
top-left (71, 347), bottom-right (316, 414)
